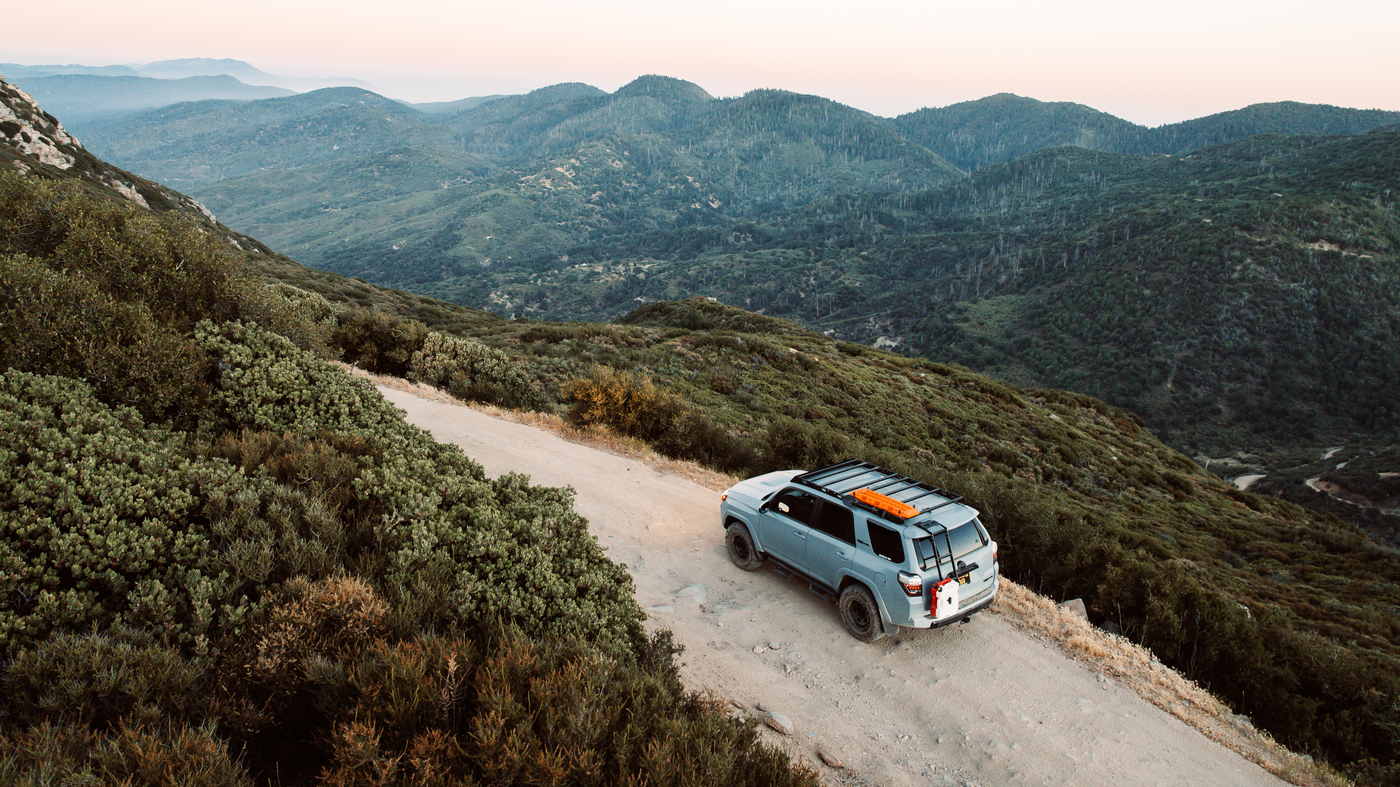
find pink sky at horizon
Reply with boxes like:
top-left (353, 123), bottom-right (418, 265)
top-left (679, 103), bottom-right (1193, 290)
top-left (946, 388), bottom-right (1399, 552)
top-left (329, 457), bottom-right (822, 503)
top-left (5, 0), bottom-right (1397, 127)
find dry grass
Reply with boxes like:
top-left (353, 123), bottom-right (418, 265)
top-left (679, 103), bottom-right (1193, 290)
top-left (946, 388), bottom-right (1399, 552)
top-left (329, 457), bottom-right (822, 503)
top-left (992, 581), bottom-right (1347, 787)
top-left (343, 362), bottom-right (1347, 787)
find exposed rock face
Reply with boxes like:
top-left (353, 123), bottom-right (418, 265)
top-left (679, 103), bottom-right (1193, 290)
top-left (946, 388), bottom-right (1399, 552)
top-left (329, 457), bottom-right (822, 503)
top-left (0, 80), bottom-right (78, 170)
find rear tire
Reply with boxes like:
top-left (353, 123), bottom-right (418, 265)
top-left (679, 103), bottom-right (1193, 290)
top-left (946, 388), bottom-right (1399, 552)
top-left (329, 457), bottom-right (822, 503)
top-left (839, 584), bottom-right (886, 642)
top-left (725, 523), bottom-right (764, 571)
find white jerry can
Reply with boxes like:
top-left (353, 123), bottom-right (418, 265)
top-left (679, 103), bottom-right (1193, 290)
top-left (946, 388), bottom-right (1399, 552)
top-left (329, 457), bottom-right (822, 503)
top-left (932, 577), bottom-right (961, 622)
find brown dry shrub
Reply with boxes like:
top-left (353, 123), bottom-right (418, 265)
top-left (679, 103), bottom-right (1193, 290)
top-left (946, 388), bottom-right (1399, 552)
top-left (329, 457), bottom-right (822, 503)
top-left (245, 575), bottom-right (389, 690)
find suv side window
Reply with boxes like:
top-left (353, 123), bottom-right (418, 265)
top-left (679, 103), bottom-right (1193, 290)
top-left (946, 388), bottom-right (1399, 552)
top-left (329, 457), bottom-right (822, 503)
top-left (770, 490), bottom-right (818, 524)
top-left (812, 502), bottom-right (855, 545)
top-left (867, 522), bottom-right (906, 564)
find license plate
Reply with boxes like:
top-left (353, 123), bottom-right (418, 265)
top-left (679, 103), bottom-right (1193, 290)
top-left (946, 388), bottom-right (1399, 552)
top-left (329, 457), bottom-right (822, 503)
top-left (957, 575), bottom-right (970, 585)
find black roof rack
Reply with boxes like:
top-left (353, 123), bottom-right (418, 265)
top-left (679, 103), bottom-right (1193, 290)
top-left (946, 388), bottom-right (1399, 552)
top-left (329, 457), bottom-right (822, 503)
top-left (792, 459), bottom-right (964, 524)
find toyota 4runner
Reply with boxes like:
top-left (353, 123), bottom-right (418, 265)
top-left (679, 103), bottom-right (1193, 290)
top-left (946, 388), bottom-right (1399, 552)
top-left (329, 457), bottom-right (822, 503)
top-left (720, 459), bottom-right (999, 641)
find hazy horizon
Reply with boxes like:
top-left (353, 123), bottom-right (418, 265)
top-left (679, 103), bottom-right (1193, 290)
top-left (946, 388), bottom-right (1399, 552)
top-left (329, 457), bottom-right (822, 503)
top-left (5, 0), bottom-right (1398, 127)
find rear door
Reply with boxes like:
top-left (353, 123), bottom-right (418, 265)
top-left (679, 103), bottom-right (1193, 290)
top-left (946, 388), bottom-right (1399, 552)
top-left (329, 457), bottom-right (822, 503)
top-left (803, 499), bottom-right (856, 589)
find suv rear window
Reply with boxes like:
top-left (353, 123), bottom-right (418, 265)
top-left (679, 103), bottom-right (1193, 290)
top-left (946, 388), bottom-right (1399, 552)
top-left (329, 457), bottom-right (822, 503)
top-left (914, 518), bottom-right (989, 570)
top-left (812, 503), bottom-right (855, 545)
top-left (867, 522), bottom-right (905, 563)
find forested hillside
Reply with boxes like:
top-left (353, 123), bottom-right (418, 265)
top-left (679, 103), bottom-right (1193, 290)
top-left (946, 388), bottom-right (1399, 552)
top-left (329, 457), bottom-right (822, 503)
top-left (69, 77), bottom-right (1400, 476)
top-left (462, 130), bottom-right (1400, 471)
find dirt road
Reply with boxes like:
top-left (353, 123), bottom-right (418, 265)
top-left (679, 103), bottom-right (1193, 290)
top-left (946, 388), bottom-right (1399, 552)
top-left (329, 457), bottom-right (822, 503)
top-left (380, 386), bottom-right (1285, 787)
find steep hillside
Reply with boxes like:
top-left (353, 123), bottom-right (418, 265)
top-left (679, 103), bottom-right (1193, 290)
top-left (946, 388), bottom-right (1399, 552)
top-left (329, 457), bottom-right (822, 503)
top-left (441, 296), bottom-right (1400, 782)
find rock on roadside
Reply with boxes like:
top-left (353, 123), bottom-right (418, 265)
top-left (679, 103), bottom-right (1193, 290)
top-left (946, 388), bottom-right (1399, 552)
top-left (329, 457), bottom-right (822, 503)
top-left (764, 711), bottom-right (794, 735)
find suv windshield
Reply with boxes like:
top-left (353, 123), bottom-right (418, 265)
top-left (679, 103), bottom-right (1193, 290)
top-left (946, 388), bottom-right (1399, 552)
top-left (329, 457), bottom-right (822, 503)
top-left (914, 518), bottom-right (989, 572)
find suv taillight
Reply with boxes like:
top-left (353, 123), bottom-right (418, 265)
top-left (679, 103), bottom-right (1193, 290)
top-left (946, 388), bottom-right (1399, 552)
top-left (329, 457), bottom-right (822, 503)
top-left (896, 571), bottom-right (922, 597)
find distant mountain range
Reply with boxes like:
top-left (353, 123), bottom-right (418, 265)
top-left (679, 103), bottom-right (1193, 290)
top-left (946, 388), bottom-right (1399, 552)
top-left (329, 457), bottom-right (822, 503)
top-left (2, 57), bottom-right (378, 92)
top-left (4, 58), bottom-right (386, 125)
top-left (20, 69), bottom-right (1400, 470)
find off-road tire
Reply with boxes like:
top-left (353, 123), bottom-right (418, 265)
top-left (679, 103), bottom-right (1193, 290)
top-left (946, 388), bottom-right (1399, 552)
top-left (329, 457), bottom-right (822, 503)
top-left (725, 523), bottom-right (764, 571)
top-left (839, 584), bottom-right (886, 642)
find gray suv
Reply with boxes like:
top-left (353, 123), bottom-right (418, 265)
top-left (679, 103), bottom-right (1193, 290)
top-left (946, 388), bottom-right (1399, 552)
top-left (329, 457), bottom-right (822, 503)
top-left (719, 460), bottom-right (999, 641)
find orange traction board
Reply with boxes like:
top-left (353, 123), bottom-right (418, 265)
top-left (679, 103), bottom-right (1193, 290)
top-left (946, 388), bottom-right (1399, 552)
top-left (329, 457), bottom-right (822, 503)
top-left (851, 488), bottom-right (920, 519)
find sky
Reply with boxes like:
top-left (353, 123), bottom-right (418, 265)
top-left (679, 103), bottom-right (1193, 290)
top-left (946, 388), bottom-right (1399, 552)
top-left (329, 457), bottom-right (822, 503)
top-left (5, 0), bottom-right (1398, 126)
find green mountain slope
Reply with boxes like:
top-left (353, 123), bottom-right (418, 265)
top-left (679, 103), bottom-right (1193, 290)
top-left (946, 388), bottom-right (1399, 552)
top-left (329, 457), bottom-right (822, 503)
top-left (480, 131), bottom-right (1400, 468)
top-left (894, 92), bottom-right (1145, 171)
top-left (894, 94), bottom-right (1400, 171)
top-left (1145, 101), bottom-right (1400, 155)
top-left (78, 87), bottom-right (455, 189)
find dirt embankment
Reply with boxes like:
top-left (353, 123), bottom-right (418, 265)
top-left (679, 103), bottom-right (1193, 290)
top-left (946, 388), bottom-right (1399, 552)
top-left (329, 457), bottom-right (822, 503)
top-left (377, 383), bottom-right (1313, 787)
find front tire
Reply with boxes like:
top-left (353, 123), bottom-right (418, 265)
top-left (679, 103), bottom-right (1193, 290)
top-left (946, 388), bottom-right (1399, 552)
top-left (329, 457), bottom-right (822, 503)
top-left (839, 584), bottom-right (886, 642)
top-left (725, 523), bottom-right (764, 571)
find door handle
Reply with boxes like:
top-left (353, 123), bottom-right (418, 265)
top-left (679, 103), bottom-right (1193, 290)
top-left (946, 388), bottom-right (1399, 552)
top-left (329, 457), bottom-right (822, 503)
top-left (836, 550), bottom-right (850, 560)
top-left (794, 529), bottom-right (805, 539)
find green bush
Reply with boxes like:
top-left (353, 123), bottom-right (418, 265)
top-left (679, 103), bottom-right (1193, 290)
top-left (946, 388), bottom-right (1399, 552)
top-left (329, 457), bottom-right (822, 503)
top-left (196, 322), bottom-right (645, 649)
top-left (241, 282), bottom-right (340, 358)
top-left (2, 627), bottom-right (209, 731)
top-left (410, 330), bottom-right (548, 410)
top-left (759, 417), bottom-right (852, 472)
top-left (0, 171), bottom-right (252, 332)
top-left (0, 370), bottom-right (252, 654)
top-left (0, 253), bottom-right (208, 422)
top-left (0, 721), bottom-right (252, 787)
top-left (333, 307), bottom-right (429, 376)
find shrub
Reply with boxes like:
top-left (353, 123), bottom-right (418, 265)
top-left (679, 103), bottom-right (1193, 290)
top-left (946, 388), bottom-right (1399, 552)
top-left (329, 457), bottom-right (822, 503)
top-left (563, 366), bottom-right (687, 441)
top-left (333, 307), bottom-right (429, 376)
top-left (0, 253), bottom-right (208, 422)
top-left (563, 366), bottom-right (756, 471)
top-left (196, 323), bottom-right (645, 650)
top-left (0, 370), bottom-right (250, 654)
top-left (410, 331), bottom-right (548, 410)
top-left (0, 721), bottom-right (252, 787)
top-left (241, 282), bottom-right (340, 358)
top-left (0, 171), bottom-right (252, 332)
top-left (311, 631), bottom-right (821, 787)
top-left (0, 369), bottom-right (374, 657)
top-left (1, 627), bottom-right (208, 731)
top-left (759, 417), bottom-right (852, 472)
top-left (196, 319), bottom-right (419, 442)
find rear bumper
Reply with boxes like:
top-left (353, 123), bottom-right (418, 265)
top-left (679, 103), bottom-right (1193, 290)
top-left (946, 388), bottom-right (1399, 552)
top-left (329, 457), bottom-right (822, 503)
top-left (903, 575), bottom-right (998, 629)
